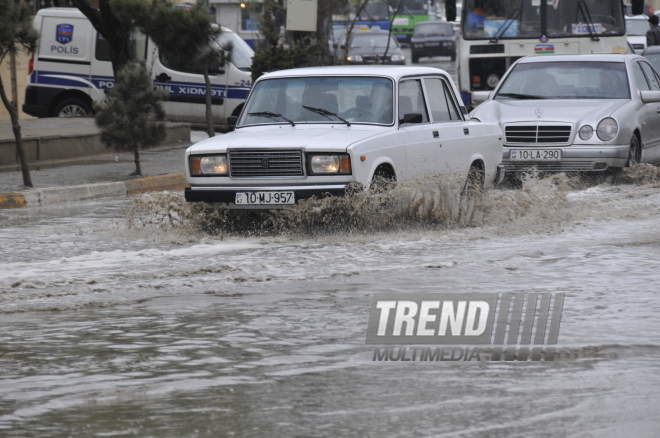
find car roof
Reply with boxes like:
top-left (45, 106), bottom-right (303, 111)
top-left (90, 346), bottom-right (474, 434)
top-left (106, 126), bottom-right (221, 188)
top-left (515, 54), bottom-right (643, 64)
top-left (259, 66), bottom-right (449, 81)
top-left (642, 45), bottom-right (660, 55)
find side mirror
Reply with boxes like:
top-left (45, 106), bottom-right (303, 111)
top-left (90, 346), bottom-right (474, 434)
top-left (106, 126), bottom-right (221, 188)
top-left (471, 91), bottom-right (492, 105)
top-left (631, 0), bottom-right (644, 16)
top-left (400, 113), bottom-right (423, 124)
top-left (227, 116), bottom-right (238, 127)
top-left (640, 90), bottom-right (660, 103)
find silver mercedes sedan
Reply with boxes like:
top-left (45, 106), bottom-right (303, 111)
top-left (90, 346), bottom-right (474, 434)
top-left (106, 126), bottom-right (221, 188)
top-left (470, 54), bottom-right (660, 174)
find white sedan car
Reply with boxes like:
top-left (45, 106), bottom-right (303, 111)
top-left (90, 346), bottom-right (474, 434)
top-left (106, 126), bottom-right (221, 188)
top-left (185, 66), bottom-right (504, 208)
top-left (470, 54), bottom-right (660, 174)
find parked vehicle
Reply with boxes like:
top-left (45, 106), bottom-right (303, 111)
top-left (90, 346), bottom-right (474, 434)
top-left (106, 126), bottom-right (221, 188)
top-left (411, 20), bottom-right (456, 63)
top-left (184, 66), bottom-right (504, 207)
top-left (333, 29), bottom-right (406, 65)
top-left (642, 44), bottom-right (660, 71)
top-left (470, 54), bottom-right (660, 174)
top-left (23, 8), bottom-right (254, 131)
top-left (626, 15), bottom-right (650, 54)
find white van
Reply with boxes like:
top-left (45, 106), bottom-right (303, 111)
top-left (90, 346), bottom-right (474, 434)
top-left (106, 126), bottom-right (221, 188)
top-left (23, 8), bottom-right (254, 130)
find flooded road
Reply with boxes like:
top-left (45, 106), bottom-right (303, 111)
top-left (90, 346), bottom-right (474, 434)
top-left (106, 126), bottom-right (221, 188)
top-left (1, 171), bottom-right (660, 437)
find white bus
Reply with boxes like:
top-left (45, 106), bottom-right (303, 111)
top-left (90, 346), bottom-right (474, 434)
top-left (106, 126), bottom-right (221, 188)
top-left (444, 0), bottom-right (643, 107)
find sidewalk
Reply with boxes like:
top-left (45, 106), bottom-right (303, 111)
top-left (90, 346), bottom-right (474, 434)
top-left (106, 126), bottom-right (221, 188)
top-left (0, 131), bottom-right (209, 208)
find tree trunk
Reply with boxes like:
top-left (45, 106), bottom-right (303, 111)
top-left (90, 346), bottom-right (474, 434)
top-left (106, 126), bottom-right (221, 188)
top-left (133, 147), bottom-right (142, 176)
top-left (203, 67), bottom-right (215, 137)
top-left (382, 1), bottom-right (405, 62)
top-left (342, 0), bottom-right (371, 65)
top-left (0, 71), bottom-right (32, 187)
top-left (70, 0), bottom-right (133, 77)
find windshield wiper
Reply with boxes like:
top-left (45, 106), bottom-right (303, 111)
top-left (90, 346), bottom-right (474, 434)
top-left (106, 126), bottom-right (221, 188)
top-left (248, 111), bottom-right (295, 126)
top-left (490, 7), bottom-right (522, 44)
top-left (577, 0), bottom-right (600, 42)
top-left (496, 93), bottom-right (546, 100)
top-left (302, 105), bottom-right (351, 126)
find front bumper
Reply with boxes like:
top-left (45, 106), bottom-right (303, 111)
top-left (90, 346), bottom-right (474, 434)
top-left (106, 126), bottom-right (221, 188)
top-left (185, 184), bottom-right (347, 207)
top-left (411, 44), bottom-right (455, 57)
top-left (502, 145), bottom-right (629, 172)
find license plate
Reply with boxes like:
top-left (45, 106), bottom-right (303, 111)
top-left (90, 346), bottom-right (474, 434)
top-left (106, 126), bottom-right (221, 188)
top-left (235, 191), bottom-right (295, 205)
top-left (510, 150), bottom-right (562, 161)
top-left (426, 42), bottom-right (440, 46)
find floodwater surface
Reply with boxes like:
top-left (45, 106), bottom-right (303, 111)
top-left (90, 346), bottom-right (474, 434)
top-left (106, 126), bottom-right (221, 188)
top-left (1, 169), bottom-right (659, 437)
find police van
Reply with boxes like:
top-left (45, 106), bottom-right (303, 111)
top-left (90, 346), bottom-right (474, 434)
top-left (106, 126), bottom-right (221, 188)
top-left (23, 8), bottom-right (254, 130)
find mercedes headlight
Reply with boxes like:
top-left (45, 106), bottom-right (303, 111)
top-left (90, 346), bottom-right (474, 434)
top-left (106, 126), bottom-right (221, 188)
top-left (308, 154), bottom-right (352, 175)
top-left (578, 125), bottom-right (593, 140)
top-left (190, 155), bottom-right (228, 176)
top-left (596, 118), bottom-right (618, 141)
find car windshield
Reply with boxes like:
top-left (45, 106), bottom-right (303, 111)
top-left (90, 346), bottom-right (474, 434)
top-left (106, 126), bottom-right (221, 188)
top-left (644, 52), bottom-right (660, 72)
top-left (414, 23), bottom-right (454, 37)
top-left (239, 76), bottom-right (394, 126)
top-left (350, 33), bottom-right (398, 48)
top-left (216, 32), bottom-right (254, 71)
top-left (462, 0), bottom-right (624, 39)
top-left (495, 61), bottom-right (630, 100)
top-left (626, 18), bottom-right (650, 36)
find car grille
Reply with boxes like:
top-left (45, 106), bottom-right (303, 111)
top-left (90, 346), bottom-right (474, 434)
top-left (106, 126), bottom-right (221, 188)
top-left (229, 150), bottom-right (304, 177)
top-left (504, 161), bottom-right (596, 172)
top-left (505, 125), bottom-right (572, 144)
top-left (363, 55), bottom-right (392, 63)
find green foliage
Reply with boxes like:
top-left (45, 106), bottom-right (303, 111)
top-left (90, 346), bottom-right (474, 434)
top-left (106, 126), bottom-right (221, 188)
top-left (94, 62), bottom-right (168, 154)
top-left (0, 0), bottom-right (39, 61)
top-left (251, 0), bottom-right (321, 81)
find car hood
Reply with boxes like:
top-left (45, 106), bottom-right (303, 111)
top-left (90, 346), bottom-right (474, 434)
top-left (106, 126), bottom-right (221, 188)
top-left (411, 35), bottom-right (455, 43)
top-left (189, 126), bottom-right (388, 153)
top-left (472, 99), bottom-right (629, 125)
top-left (349, 46), bottom-right (404, 56)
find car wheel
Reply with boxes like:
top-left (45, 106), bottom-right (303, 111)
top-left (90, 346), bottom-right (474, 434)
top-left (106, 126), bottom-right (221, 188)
top-left (625, 135), bottom-right (641, 167)
top-left (53, 99), bottom-right (92, 118)
top-left (370, 167), bottom-right (396, 193)
top-left (463, 165), bottom-right (484, 197)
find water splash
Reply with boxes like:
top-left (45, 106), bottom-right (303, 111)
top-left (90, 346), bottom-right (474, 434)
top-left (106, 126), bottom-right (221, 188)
top-left (126, 173), bottom-right (573, 237)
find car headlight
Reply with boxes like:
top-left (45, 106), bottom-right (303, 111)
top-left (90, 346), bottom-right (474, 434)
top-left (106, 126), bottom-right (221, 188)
top-left (578, 125), bottom-right (593, 140)
top-left (308, 154), bottom-right (352, 175)
top-left (391, 54), bottom-right (405, 61)
top-left (596, 118), bottom-right (618, 141)
top-left (347, 55), bottom-right (362, 62)
top-left (190, 155), bottom-right (228, 176)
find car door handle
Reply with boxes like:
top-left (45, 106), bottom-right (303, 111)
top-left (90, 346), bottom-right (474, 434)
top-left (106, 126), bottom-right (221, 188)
top-left (155, 73), bottom-right (171, 83)
top-left (432, 130), bottom-right (439, 138)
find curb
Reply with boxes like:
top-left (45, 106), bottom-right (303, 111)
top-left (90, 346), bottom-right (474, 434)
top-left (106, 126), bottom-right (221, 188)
top-left (0, 172), bottom-right (187, 209)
